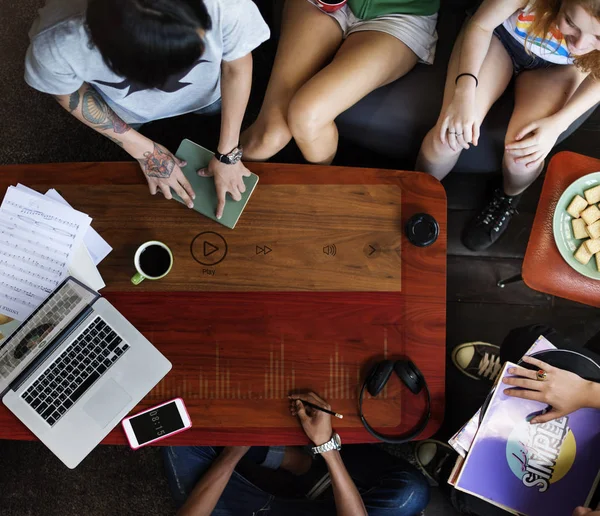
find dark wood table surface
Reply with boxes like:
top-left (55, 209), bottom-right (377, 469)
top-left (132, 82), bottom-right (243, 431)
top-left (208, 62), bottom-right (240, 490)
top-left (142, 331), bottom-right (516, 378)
top-left (0, 161), bottom-right (447, 446)
top-left (523, 152), bottom-right (600, 307)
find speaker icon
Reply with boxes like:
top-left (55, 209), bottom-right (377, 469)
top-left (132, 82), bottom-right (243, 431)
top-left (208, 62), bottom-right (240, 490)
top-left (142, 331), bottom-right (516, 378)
top-left (323, 244), bottom-right (337, 256)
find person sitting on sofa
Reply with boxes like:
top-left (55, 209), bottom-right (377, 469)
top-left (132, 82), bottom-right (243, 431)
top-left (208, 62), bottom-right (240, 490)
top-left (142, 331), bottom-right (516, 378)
top-left (242, 0), bottom-right (440, 165)
top-left (24, 0), bottom-right (269, 219)
top-left (416, 0), bottom-right (600, 251)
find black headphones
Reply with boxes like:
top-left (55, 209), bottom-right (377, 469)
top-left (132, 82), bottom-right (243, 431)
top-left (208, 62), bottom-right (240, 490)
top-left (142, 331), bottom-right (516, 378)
top-left (358, 359), bottom-right (431, 444)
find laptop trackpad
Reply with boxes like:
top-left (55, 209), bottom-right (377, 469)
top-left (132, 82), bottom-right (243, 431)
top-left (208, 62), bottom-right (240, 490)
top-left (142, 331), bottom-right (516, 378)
top-left (83, 379), bottom-right (132, 428)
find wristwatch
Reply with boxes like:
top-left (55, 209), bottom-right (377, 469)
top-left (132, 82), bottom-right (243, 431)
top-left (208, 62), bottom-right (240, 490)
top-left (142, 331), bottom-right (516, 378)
top-left (215, 144), bottom-right (243, 165)
top-left (311, 432), bottom-right (342, 455)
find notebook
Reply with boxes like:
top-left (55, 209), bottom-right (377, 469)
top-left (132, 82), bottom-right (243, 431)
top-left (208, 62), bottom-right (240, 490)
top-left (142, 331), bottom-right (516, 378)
top-left (172, 139), bottom-right (259, 229)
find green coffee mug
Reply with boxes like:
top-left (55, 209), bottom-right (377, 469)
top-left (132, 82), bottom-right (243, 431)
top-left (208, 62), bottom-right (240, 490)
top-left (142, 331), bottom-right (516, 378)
top-left (131, 241), bottom-right (174, 285)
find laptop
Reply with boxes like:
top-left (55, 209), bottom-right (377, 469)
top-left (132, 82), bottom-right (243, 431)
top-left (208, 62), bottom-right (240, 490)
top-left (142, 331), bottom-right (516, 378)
top-left (0, 277), bottom-right (171, 468)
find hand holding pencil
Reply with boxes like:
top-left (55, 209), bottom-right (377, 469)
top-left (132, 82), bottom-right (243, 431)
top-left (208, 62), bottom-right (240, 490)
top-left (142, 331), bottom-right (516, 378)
top-left (289, 392), bottom-right (339, 446)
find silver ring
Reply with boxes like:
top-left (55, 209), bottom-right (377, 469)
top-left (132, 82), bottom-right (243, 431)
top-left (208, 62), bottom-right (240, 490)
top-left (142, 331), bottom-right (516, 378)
top-left (455, 133), bottom-right (463, 136)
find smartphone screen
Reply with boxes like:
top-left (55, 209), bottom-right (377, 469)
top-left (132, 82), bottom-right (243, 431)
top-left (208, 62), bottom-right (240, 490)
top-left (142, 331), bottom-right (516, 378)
top-left (128, 401), bottom-right (185, 445)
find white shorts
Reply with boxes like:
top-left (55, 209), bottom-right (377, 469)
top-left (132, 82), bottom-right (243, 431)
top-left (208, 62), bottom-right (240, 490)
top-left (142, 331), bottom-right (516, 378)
top-left (307, 1), bottom-right (438, 64)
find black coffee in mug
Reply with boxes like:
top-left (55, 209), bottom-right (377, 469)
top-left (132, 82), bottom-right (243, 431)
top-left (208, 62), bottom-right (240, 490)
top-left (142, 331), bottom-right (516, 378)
top-left (139, 245), bottom-right (172, 277)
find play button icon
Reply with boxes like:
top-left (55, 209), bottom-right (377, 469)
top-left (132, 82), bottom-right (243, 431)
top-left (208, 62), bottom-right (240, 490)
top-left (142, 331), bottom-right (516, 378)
top-left (204, 241), bottom-right (219, 257)
top-left (191, 231), bottom-right (228, 266)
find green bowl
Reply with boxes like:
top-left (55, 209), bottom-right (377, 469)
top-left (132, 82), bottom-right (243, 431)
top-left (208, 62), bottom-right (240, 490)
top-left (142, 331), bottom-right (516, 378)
top-left (553, 171), bottom-right (600, 280)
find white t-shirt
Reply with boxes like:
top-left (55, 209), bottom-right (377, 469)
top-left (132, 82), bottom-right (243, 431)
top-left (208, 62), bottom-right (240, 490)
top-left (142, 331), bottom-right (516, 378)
top-left (502, 8), bottom-right (573, 65)
top-left (25, 0), bottom-right (270, 124)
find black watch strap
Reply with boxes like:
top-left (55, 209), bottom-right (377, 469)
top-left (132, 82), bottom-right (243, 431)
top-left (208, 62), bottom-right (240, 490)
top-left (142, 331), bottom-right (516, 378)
top-left (215, 143), bottom-right (242, 164)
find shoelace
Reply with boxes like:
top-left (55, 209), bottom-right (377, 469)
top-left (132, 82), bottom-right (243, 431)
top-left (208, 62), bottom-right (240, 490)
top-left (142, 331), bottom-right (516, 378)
top-left (477, 352), bottom-right (502, 380)
top-left (479, 192), bottom-right (517, 231)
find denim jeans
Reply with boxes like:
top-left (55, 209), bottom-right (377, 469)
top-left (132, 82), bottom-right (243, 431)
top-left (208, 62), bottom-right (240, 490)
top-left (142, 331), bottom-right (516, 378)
top-left (492, 25), bottom-right (556, 75)
top-left (163, 444), bottom-right (430, 516)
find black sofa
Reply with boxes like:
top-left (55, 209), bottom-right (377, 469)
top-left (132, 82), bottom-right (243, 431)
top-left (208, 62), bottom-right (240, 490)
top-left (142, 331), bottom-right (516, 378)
top-left (265, 0), bottom-right (598, 173)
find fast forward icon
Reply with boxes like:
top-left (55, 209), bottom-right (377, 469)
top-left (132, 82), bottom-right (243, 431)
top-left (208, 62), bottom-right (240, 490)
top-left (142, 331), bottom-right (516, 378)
top-left (256, 245), bottom-right (272, 255)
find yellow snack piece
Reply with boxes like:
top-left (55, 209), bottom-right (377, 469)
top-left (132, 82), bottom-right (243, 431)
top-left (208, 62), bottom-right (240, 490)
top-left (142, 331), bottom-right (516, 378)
top-left (581, 204), bottom-right (600, 225)
top-left (575, 243), bottom-right (593, 265)
top-left (587, 220), bottom-right (600, 239)
top-left (585, 238), bottom-right (600, 255)
top-left (584, 185), bottom-right (600, 204)
top-left (572, 218), bottom-right (588, 239)
top-left (567, 195), bottom-right (588, 218)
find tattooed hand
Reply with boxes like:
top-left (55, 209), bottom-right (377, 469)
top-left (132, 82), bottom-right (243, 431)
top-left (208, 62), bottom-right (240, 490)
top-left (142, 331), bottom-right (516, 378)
top-left (198, 158), bottom-right (252, 219)
top-left (137, 142), bottom-right (195, 208)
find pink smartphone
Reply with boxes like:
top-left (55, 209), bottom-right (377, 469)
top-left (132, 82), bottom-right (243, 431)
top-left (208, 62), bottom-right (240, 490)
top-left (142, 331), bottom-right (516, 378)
top-left (121, 398), bottom-right (192, 450)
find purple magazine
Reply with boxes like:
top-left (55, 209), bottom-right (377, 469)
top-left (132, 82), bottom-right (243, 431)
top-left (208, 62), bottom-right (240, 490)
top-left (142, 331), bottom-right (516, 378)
top-left (455, 361), bottom-right (600, 516)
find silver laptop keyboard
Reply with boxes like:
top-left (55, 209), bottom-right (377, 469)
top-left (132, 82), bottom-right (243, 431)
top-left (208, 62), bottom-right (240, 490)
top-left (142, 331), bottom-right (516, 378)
top-left (21, 316), bottom-right (130, 427)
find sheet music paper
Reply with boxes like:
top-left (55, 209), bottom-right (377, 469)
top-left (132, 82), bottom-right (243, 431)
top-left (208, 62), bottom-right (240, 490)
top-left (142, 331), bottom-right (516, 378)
top-left (0, 186), bottom-right (91, 320)
top-left (45, 189), bottom-right (112, 265)
top-left (14, 185), bottom-right (112, 266)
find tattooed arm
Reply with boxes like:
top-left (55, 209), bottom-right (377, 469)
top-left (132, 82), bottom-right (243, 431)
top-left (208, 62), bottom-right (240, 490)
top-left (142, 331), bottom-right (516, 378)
top-left (54, 83), bottom-right (195, 207)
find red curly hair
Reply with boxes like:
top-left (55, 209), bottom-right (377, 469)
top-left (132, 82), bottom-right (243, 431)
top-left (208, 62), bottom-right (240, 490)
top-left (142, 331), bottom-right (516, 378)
top-left (527, 0), bottom-right (600, 78)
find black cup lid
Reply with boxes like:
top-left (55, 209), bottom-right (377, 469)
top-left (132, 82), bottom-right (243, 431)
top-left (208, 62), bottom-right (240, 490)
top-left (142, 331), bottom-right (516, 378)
top-left (406, 213), bottom-right (439, 247)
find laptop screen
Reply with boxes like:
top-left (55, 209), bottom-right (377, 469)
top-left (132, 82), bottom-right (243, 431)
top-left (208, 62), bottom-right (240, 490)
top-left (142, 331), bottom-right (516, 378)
top-left (0, 278), bottom-right (98, 392)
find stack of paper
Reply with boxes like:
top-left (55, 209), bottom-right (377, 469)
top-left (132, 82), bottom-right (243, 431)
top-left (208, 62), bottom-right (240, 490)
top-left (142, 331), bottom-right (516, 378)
top-left (0, 184), bottom-right (111, 324)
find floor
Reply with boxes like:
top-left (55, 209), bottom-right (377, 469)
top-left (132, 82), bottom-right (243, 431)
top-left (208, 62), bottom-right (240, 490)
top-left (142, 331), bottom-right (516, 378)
top-left (1, 1), bottom-right (599, 514)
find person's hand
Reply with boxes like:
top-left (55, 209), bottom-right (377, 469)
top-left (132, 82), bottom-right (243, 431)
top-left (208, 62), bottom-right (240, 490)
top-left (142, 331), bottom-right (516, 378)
top-left (439, 90), bottom-right (480, 152)
top-left (505, 116), bottom-right (563, 170)
top-left (198, 157), bottom-right (252, 219)
top-left (502, 355), bottom-right (595, 424)
top-left (136, 141), bottom-right (195, 208)
top-left (221, 446), bottom-right (251, 462)
top-left (289, 392), bottom-right (333, 446)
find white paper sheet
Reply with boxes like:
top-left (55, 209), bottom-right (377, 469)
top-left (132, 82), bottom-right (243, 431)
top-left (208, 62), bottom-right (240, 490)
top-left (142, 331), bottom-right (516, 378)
top-left (15, 184), bottom-right (112, 265)
top-left (0, 187), bottom-right (91, 319)
top-left (68, 244), bottom-right (105, 291)
top-left (45, 189), bottom-right (112, 265)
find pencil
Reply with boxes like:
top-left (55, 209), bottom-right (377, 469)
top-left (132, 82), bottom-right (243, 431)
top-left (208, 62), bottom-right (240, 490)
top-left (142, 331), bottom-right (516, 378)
top-left (297, 399), bottom-right (343, 419)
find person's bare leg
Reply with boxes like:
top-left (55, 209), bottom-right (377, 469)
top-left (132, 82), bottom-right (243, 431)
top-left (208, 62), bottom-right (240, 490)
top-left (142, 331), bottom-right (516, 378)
top-left (502, 65), bottom-right (588, 195)
top-left (286, 31), bottom-right (419, 164)
top-left (416, 29), bottom-right (513, 180)
top-left (241, 0), bottom-right (342, 161)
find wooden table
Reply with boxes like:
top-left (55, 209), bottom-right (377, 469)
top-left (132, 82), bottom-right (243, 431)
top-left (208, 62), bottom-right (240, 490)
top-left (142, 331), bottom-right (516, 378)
top-left (523, 152), bottom-right (600, 307)
top-left (0, 162), bottom-right (447, 445)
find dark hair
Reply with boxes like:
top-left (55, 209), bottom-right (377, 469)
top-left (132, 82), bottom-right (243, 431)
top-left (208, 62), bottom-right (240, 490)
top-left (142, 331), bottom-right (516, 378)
top-left (86, 0), bottom-right (211, 88)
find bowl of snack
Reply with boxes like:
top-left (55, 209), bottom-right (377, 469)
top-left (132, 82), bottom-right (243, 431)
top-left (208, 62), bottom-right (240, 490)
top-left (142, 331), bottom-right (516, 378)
top-left (553, 172), bottom-right (600, 280)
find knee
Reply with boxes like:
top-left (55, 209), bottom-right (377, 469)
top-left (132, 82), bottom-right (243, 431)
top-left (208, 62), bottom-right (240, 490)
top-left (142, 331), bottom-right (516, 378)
top-left (399, 467), bottom-right (431, 514)
top-left (376, 464), bottom-right (431, 514)
top-left (502, 132), bottom-right (536, 176)
top-left (248, 111), bottom-right (292, 143)
top-left (503, 150), bottom-right (533, 177)
top-left (287, 93), bottom-right (329, 143)
top-left (423, 125), bottom-right (462, 159)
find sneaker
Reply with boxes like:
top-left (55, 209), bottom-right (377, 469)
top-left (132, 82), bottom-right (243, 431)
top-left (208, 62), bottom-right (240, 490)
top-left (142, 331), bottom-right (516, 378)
top-left (415, 439), bottom-right (456, 486)
top-left (452, 341), bottom-right (502, 382)
top-left (462, 188), bottom-right (521, 251)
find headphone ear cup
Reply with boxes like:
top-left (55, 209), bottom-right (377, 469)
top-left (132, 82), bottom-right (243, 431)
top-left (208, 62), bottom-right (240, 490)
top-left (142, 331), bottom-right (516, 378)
top-left (366, 360), bottom-right (395, 397)
top-left (394, 360), bottom-right (424, 395)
